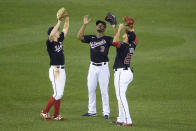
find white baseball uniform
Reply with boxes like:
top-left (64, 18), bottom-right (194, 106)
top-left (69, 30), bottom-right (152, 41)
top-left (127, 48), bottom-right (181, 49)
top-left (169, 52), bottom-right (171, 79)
top-left (47, 32), bottom-right (66, 101)
top-left (49, 65), bottom-right (66, 100)
top-left (112, 31), bottom-right (137, 124)
top-left (42, 31), bottom-right (66, 118)
top-left (82, 35), bottom-right (113, 116)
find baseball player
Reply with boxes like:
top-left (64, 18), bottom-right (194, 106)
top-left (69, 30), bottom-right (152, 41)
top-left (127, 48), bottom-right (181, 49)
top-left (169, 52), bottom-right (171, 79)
top-left (111, 21), bottom-right (138, 126)
top-left (77, 15), bottom-right (116, 119)
top-left (40, 8), bottom-right (69, 121)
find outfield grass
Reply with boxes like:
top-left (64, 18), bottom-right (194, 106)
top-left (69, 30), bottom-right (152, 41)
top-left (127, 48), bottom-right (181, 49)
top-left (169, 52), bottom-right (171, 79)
top-left (0, 0), bottom-right (196, 131)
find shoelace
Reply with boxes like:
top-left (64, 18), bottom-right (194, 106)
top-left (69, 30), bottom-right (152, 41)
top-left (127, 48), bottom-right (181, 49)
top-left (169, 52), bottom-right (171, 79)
top-left (55, 115), bottom-right (62, 120)
top-left (41, 112), bottom-right (50, 118)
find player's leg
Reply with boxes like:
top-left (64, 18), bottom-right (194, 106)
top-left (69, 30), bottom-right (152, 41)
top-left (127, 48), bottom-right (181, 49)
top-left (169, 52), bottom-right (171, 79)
top-left (42, 96), bottom-right (55, 113)
top-left (87, 65), bottom-right (98, 114)
top-left (40, 67), bottom-right (56, 120)
top-left (52, 68), bottom-right (66, 100)
top-left (98, 65), bottom-right (110, 117)
top-left (44, 67), bottom-right (57, 112)
top-left (119, 70), bottom-right (133, 124)
top-left (41, 95), bottom-right (55, 120)
top-left (114, 70), bottom-right (124, 123)
top-left (53, 68), bottom-right (66, 119)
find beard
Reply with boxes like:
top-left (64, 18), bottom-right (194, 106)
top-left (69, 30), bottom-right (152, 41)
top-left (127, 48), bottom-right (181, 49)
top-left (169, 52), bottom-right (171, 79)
top-left (97, 29), bottom-right (104, 33)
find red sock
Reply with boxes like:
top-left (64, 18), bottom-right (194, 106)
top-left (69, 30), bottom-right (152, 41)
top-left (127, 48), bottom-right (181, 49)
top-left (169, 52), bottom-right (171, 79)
top-left (54, 99), bottom-right (61, 117)
top-left (43, 96), bottom-right (55, 113)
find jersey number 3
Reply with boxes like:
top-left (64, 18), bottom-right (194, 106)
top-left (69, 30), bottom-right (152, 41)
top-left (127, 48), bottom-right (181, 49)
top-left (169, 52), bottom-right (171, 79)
top-left (100, 46), bottom-right (105, 52)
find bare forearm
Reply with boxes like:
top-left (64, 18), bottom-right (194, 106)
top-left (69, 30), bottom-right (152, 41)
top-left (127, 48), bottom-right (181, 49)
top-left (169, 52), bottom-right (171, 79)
top-left (63, 17), bottom-right (69, 36)
top-left (113, 24), bottom-right (124, 42)
top-left (112, 25), bottom-right (117, 36)
top-left (77, 24), bottom-right (86, 40)
top-left (113, 30), bottom-right (121, 42)
top-left (50, 21), bottom-right (61, 38)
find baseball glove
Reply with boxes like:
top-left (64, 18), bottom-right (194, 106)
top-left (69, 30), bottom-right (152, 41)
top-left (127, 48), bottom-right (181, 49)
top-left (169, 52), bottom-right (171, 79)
top-left (123, 16), bottom-right (134, 28)
top-left (105, 12), bottom-right (117, 25)
top-left (57, 7), bottom-right (69, 21)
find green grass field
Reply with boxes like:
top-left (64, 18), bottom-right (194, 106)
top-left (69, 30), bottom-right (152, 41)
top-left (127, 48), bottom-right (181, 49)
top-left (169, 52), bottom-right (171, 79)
top-left (0, 0), bottom-right (196, 130)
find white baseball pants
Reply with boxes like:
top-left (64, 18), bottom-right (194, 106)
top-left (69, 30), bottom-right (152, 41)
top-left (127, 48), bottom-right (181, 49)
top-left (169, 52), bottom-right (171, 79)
top-left (49, 65), bottom-right (66, 100)
top-left (87, 62), bottom-right (110, 116)
top-left (114, 68), bottom-right (133, 124)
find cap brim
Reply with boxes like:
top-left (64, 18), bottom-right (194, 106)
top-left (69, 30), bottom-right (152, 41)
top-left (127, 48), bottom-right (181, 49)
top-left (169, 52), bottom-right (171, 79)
top-left (96, 20), bottom-right (106, 27)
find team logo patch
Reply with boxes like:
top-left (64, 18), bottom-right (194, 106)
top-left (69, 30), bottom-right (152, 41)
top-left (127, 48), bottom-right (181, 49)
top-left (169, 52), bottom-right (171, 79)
top-left (90, 40), bottom-right (106, 48)
top-left (55, 42), bottom-right (63, 52)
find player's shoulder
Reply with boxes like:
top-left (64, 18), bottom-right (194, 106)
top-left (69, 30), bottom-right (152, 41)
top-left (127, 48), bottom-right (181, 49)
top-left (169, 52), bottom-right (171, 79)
top-left (46, 39), bottom-right (52, 44)
top-left (60, 32), bottom-right (64, 38)
top-left (84, 35), bottom-right (96, 37)
top-left (57, 32), bottom-right (65, 42)
top-left (83, 35), bottom-right (96, 40)
top-left (60, 32), bottom-right (64, 35)
top-left (121, 42), bottom-right (128, 46)
top-left (104, 35), bottom-right (113, 39)
top-left (119, 42), bottom-right (130, 49)
top-left (103, 36), bottom-right (113, 42)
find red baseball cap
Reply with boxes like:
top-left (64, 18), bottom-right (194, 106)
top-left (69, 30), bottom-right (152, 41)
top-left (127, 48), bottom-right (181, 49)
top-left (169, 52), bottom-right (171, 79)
top-left (123, 17), bottom-right (135, 28)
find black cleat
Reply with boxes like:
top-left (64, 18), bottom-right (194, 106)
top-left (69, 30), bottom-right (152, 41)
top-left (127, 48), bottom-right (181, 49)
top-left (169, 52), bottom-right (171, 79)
top-left (104, 115), bottom-right (109, 119)
top-left (82, 113), bottom-right (96, 117)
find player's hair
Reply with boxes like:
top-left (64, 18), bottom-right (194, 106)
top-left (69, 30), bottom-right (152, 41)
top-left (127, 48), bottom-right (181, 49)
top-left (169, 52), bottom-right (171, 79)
top-left (47, 26), bottom-right (54, 35)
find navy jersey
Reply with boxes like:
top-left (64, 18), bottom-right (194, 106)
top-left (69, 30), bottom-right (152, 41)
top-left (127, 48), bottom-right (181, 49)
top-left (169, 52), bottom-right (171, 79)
top-left (113, 41), bottom-right (137, 69)
top-left (46, 32), bottom-right (65, 65)
top-left (82, 35), bottom-right (113, 63)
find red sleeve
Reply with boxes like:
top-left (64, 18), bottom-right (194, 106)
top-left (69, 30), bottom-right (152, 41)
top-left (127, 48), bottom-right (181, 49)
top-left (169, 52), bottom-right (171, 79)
top-left (135, 36), bottom-right (138, 45)
top-left (112, 42), bottom-right (121, 48)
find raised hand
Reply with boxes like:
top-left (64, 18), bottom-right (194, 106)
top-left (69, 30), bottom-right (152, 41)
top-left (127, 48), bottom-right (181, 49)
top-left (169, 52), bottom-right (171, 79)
top-left (118, 23), bottom-right (124, 31)
top-left (83, 15), bottom-right (91, 25)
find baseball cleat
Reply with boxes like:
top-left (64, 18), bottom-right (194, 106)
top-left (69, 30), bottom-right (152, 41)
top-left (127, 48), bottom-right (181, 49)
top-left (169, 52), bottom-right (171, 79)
top-left (40, 111), bottom-right (53, 121)
top-left (110, 120), bottom-right (123, 126)
top-left (53, 115), bottom-right (67, 121)
top-left (104, 115), bottom-right (109, 119)
top-left (82, 113), bottom-right (97, 117)
top-left (122, 123), bottom-right (133, 127)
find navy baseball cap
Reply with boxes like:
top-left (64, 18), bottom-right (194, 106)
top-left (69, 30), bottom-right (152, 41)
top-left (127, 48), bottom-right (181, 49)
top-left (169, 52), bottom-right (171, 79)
top-left (47, 26), bottom-right (54, 35)
top-left (96, 20), bottom-right (106, 28)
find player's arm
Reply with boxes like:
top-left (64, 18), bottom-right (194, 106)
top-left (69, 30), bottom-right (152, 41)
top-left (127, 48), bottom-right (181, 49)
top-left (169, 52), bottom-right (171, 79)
top-left (77, 15), bottom-right (91, 41)
top-left (113, 23), bottom-right (123, 42)
top-left (112, 24), bottom-right (117, 36)
top-left (62, 16), bottom-right (69, 37)
top-left (113, 23), bottom-right (124, 48)
top-left (49, 20), bottom-right (62, 41)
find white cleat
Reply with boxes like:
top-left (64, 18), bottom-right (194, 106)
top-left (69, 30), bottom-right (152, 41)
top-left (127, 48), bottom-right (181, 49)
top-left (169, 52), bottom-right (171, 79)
top-left (40, 111), bottom-right (53, 121)
top-left (53, 115), bottom-right (67, 121)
